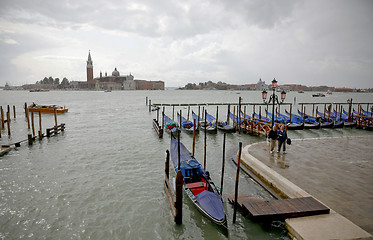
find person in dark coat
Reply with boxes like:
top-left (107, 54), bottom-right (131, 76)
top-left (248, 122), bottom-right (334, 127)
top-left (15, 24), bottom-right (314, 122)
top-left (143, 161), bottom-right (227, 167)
top-left (268, 125), bottom-right (278, 153)
top-left (277, 125), bottom-right (288, 153)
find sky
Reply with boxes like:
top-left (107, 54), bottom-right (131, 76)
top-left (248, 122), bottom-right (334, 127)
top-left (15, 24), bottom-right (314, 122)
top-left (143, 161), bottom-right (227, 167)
top-left (0, 0), bottom-right (372, 88)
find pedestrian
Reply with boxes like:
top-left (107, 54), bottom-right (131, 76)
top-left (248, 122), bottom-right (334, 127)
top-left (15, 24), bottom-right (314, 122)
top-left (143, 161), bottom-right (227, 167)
top-left (277, 125), bottom-right (288, 153)
top-left (268, 125), bottom-right (277, 153)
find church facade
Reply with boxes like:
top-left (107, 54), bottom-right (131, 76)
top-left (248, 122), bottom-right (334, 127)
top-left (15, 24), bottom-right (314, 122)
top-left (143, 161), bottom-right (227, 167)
top-left (80, 51), bottom-right (164, 91)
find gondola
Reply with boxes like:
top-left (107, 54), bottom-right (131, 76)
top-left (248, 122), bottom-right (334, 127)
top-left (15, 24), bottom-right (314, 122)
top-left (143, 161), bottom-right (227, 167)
top-left (304, 122), bottom-right (321, 129)
top-left (297, 110), bottom-right (317, 123)
top-left (334, 121), bottom-right (344, 128)
top-left (275, 112), bottom-right (304, 130)
top-left (217, 121), bottom-right (236, 132)
top-left (177, 113), bottom-right (197, 134)
top-left (163, 114), bottom-right (180, 133)
top-left (192, 111), bottom-right (217, 133)
top-left (170, 136), bottom-right (227, 228)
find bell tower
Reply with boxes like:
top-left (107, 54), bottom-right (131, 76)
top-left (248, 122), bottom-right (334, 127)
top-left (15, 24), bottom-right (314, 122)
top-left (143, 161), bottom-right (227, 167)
top-left (87, 51), bottom-right (94, 83)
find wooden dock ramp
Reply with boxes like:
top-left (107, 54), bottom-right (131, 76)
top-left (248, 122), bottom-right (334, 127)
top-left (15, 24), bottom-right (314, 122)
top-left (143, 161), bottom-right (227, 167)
top-left (228, 194), bottom-right (330, 221)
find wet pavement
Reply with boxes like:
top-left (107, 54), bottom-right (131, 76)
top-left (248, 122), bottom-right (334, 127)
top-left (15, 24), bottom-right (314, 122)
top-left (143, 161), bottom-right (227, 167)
top-left (247, 135), bottom-right (373, 235)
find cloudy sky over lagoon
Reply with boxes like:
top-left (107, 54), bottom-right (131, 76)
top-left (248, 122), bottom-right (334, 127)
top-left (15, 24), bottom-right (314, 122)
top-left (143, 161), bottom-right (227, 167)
top-left (0, 0), bottom-right (372, 88)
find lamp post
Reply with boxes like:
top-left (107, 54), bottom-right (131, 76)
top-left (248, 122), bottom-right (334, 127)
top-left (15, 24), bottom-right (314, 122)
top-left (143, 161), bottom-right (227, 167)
top-left (262, 78), bottom-right (286, 127)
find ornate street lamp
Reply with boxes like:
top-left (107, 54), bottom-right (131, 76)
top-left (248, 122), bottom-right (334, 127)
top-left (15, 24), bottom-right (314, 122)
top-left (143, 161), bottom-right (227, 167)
top-left (262, 78), bottom-right (286, 127)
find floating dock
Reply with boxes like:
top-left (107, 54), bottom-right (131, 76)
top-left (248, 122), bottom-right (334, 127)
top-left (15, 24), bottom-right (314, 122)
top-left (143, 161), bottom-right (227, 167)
top-left (228, 194), bottom-right (330, 222)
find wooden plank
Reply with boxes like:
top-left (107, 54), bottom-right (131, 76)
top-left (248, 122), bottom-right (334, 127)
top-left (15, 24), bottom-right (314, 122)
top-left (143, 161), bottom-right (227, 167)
top-left (241, 197), bottom-right (329, 221)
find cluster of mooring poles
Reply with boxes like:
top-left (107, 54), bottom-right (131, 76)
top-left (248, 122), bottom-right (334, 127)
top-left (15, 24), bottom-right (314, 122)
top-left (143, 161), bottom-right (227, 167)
top-left (147, 95), bottom-right (373, 134)
top-left (0, 103), bottom-right (66, 155)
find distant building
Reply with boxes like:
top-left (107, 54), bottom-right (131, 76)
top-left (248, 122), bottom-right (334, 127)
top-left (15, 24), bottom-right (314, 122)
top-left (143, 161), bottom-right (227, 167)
top-left (256, 78), bottom-right (268, 91)
top-left (83, 51), bottom-right (164, 91)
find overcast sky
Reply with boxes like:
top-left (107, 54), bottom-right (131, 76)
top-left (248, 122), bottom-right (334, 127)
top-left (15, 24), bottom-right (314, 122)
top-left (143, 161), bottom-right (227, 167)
top-left (0, 0), bottom-right (372, 88)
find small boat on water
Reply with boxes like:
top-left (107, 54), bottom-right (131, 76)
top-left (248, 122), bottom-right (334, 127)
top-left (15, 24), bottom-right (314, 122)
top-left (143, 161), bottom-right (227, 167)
top-left (164, 114), bottom-right (179, 133)
top-left (304, 122), bottom-right (321, 129)
top-left (217, 121), bottom-right (236, 132)
top-left (29, 89), bottom-right (50, 92)
top-left (192, 111), bottom-right (217, 133)
top-left (177, 113), bottom-right (197, 134)
top-left (28, 104), bottom-right (68, 113)
top-left (170, 137), bottom-right (227, 228)
top-left (205, 111), bottom-right (235, 133)
top-left (312, 93), bottom-right (326, 97)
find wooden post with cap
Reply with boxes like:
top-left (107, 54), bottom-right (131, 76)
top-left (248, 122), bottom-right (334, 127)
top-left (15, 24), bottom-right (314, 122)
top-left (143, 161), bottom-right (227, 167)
top-left (54, 107), bottom-right (58, 126)
top-left (1, 106), bottom-right (4, 129)
top-left (204, 110), bottom-right (207, 171)
top-left (7, 106), bottom-right (11, 136)
top-left (175, 130), bottom-right (183, 224)
top-left (233, 142), bottom-right (242, 224)
top-left (220, 133), bottom-right (226, 195)
top-left (38, 111), bottom-right (42, 140)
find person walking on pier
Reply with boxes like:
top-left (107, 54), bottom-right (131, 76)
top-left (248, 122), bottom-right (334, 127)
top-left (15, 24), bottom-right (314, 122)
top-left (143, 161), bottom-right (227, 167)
top-left (268, 125), bottom-right (278, 153)
top-left (277, 125), bottom-right (288, 153)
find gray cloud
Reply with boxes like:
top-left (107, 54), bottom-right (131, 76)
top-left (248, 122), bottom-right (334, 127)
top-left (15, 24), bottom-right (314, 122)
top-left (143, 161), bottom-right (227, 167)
top-left (0, 0), bottom-right (372, 88)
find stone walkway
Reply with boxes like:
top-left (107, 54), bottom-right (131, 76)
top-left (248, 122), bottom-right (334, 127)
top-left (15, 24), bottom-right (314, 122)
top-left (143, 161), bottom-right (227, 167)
top-left (247, 135), bottom-right (373, 235)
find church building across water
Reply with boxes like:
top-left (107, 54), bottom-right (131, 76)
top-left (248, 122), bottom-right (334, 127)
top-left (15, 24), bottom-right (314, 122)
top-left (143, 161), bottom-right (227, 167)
top-left (73, 51), bottom-right (164, 91)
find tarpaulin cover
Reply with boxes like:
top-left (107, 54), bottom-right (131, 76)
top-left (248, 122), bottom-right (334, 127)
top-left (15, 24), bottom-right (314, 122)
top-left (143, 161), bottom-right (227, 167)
top-left (195, 191), bottom-right (225, 221)
top-left (205, 112), bottom-right (216, 126)
top-left (164, 114), bottom-right (179, 131)
top-left (177, 114), bottom-right (193, 128)
top-left (170, 139), bottom-right (203, 178)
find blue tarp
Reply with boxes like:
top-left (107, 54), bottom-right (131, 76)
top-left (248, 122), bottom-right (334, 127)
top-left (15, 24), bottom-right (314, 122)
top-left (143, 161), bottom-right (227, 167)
top-left (195, 191), bottom-right (225, 221)
top-left (205, 112), bottom-right (216, 126)
top-left (177, 113), bottom-right (193, 128)
top-left (164, 114), bottom-right (179, 132)
top-left (170, 139), bottom-right (203, 179)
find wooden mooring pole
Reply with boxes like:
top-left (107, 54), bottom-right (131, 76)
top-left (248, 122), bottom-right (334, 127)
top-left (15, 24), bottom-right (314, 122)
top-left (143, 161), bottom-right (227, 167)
top-left (7, 106), bottom-right (11, 136)
top-left (28, 134), bottom-right (33, 145)
top-left (227, 104), bottom-right (230, 125)
top-left (204, 110), bottom-right (207, 171)
top-left (26, 105), bottom-right (30, 129)
top-left (220, 133), bottom-right (226, 195)
top-left (238, 97), bottom-right (242, 133)
top-left (192, 119), bottom-right (196, 156)
top-left (54, 107), bottom-right (58, 126)
top-left (149, 99), bottom-right (152, 112)
top-left (31, 112), bottom-right (35, 137)
top-left (13, 105), bottom-right (16, 119)
top-left (233, 142), bottom-right (242, 224)
top-left (1, 106), bottom-right (4, 129)
top-left (38, 111), bottom-right (42, 140)
top-left (175, 130), bottom-right (183, 224)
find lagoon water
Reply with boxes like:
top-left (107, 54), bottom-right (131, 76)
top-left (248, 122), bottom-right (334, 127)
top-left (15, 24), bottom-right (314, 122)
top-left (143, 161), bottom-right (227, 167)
top-left (1, 90), bottom-right (372, 239)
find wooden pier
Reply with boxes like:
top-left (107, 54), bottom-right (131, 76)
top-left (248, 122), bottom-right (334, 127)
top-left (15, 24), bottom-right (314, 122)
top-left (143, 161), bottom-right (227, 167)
top-left (152, 119), bottom-right (163, 138)
top-left (46, 124), bottom-right (65, 137)
top-left (228, 194), bottom-right (330, 222)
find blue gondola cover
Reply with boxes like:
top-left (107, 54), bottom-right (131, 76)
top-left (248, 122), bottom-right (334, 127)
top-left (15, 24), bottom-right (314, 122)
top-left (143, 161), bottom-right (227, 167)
top-left (195, 191), bottom-right (225, 221)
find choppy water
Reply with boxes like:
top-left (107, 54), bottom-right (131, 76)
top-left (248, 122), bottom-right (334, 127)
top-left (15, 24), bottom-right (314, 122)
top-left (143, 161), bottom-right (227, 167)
top-left (1, 90), bottom-right (372, 239)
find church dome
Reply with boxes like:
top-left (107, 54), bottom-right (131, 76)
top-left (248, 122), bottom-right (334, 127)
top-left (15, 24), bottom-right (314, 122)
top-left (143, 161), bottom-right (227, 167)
top-left (112, 68), bottom-right (120, 77)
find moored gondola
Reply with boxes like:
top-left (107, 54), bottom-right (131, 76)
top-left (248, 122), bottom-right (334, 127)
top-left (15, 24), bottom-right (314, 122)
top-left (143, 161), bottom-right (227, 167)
top-left (170, 137), bottom-right (227, 228)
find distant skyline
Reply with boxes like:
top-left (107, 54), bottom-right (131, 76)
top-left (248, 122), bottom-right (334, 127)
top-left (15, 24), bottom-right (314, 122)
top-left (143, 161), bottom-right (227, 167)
top-left (0, 0), bottom-right (372, 88)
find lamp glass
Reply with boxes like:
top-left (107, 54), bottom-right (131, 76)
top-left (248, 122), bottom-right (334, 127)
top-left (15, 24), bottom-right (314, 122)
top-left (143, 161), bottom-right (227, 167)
top-left (262, 90), bottom-right (267, 100)
top-left (272, 79), bottom-right (278, 88)
top-left (281, 90), bottom-right (286, 100)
